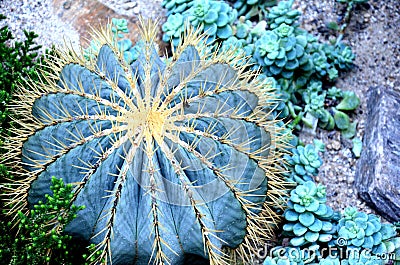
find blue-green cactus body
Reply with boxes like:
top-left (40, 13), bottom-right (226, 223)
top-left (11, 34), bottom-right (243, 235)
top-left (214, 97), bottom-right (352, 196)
top-left (7, 23), bottom-right (285, 265)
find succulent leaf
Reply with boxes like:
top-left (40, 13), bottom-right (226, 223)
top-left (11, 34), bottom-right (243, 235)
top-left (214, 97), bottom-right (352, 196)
top-left (336, 91), bottom-right (360, 111)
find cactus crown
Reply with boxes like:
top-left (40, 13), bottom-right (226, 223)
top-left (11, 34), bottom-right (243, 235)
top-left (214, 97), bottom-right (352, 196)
top-left (2, 20), bottom-right (289, 264)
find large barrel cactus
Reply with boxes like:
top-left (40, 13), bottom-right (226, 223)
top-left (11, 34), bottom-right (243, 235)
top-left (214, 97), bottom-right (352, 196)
top-left (3, 20), bottom-right (288, 264)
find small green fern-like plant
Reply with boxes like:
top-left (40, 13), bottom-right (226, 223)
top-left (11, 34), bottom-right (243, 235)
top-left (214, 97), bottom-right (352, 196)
top-left (2, 20), bottom-right (289, 264)
top-left (0, 177), bottom-right (84, 265)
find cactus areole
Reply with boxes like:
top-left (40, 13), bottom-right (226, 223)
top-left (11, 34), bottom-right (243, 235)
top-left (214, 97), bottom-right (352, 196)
top-left (3, 21), bottom-right (287, 264)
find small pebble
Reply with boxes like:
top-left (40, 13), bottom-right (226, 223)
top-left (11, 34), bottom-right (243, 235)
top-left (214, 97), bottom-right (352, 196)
top-left (347, 176), bottom-right (355, 184)
top-left (331, 140), bottom-right (341, 151)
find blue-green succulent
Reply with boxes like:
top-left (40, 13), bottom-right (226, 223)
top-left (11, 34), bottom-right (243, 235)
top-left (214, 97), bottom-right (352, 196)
top-left (162, 13), bottom-right (186, 46)
top-left (224, 18), bottom-right (267, 61)
top-left (337, 207), bottom-right (398, 254)
top-left (336, 91), bottom-right (360, 111)
top-left (327, 86), bottom-right (343, 100)
top-left (111, 18), bottom-right (129, 38)
top-left (186, 0), bottom-right (237, 42)
top-left (267, 0), bottom-right (301, 29)
top-left (162, 0), bottom-right (238, 46)
top-left (311, 50), bottom-right (330, 78)
top-left (326, 42), bottom-right (355, 71)
top-left (254, 23), bottom-right (310, 79)
top-left (333, 108), bottom-right (350, 130)
top-left (286, 144), bottom-right (323, 180)
top-left (234, 16), bottom-right (253, 40)
top-left (283, 181), bottom-right (336, 247)
top-left (301, 81), bottom-right (334, 130)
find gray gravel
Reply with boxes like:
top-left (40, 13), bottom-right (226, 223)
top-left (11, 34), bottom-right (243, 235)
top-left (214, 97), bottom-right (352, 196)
top-left (1, 0), bottom-right (399, 217)
top-left (0, 0), bottom-right (80, 51)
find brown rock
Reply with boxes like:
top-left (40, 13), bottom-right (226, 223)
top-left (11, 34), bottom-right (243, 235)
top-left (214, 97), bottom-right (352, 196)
top-left (52, 0), bottom-right (166, 50)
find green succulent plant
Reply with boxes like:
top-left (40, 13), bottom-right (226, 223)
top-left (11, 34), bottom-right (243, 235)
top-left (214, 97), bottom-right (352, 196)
top-left (352, 137), bottom-right (362, 157)
top-left (300, 81), bottom-right (335, 130)
top-left (327, 42), bottom-right (355, 71)
top-left (2, 21), bottom-right (288, 265)
top-left (162, 0), bottom-right (238, 47)
top-left (254, 23), bottom-right (310, 79)
top-left (223, 18), bottom-right (267, 62)
top-left (162, 13), bottom-right (186, 46)
top-left (336, 91), bottom-right (360, 111)
top-left (267, 0), bottom-right (301, 29)
top-left (234, 16), bottom-right (253, 40)
top-left (333, 108), bottom-right (350, 130)
top-left (311, 50), bottom-right (330, 78)
top-left (283, 181), bottom-right (336, 247)
top-left (285, 144), bottom-right (323, 180)
top-left (337, 207), bottom-right (398, 254)
top-left (1, 177), bottom-right (85, 265)
top-left (303, 91), bottom-right (326, 115)
top-left (327, 86), bottom-right (343, 100)
top-left (186, 0), bottom-right (237, 43)
top-left (111, 18), bottom-right (129, 38)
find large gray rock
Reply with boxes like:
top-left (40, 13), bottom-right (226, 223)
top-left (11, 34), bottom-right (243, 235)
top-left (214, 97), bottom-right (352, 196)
top-left (355, 86), bottom-right (400, 222)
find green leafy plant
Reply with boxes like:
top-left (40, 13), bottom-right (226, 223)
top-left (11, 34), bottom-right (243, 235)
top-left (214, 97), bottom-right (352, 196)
top-left (0, 14), bottom-right (41, 135)
top-left (2, 20), bottom-right (288, 264)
